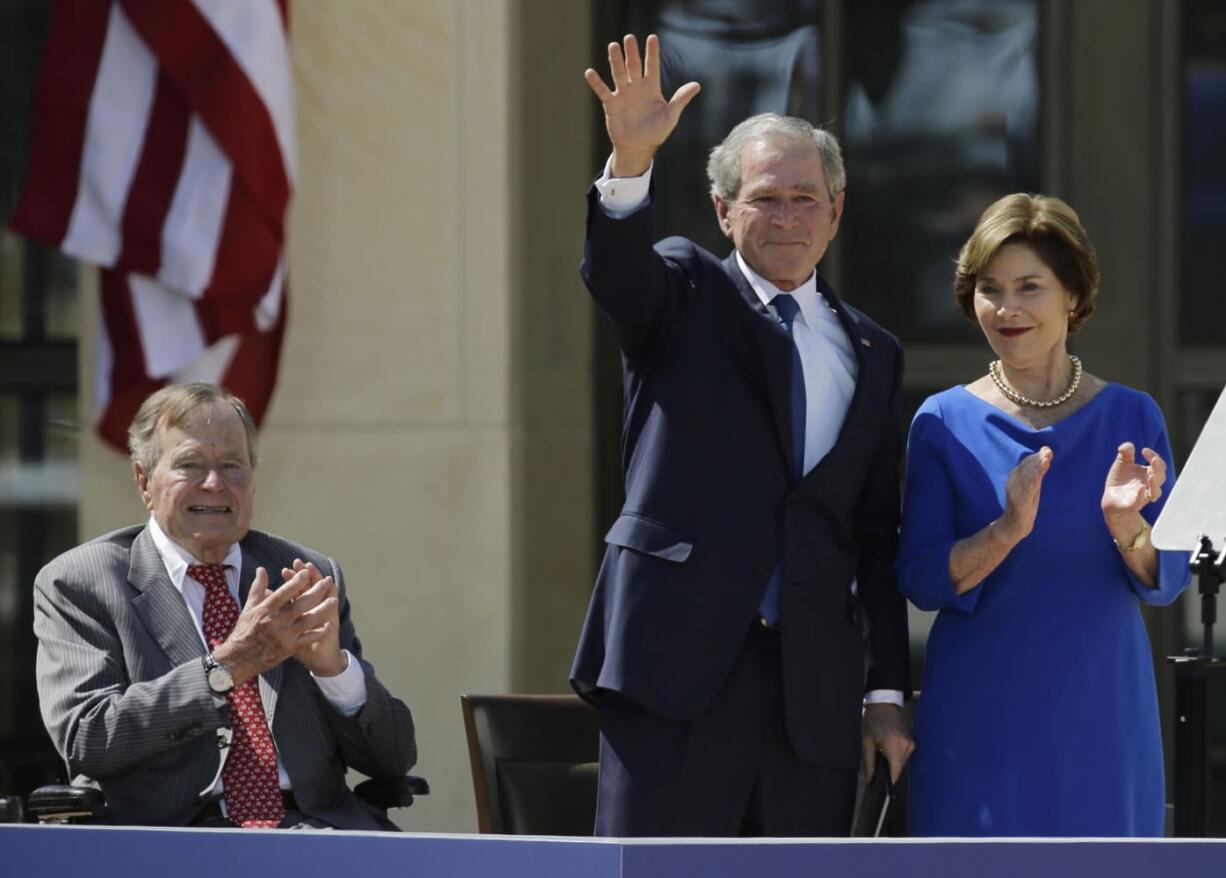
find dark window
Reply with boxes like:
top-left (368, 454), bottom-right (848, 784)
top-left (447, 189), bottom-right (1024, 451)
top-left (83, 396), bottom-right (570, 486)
top-left (0, 0), bottom-right (79, 795)
top-left (1180, 0), bottom-right (1226, 344)
top-left (840, 0), bottom-right (1040, 340)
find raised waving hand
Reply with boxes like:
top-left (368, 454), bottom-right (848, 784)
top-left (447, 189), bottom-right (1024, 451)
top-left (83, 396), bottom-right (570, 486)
top-left (585, 34), bottom-right (700, 177)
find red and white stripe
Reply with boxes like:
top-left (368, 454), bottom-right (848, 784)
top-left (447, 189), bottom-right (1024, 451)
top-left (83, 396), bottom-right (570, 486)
top-left (10, 0), bottom-right (293, 450)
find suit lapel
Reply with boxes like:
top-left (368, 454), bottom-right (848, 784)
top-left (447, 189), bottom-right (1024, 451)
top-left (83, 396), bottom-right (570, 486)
top-left (722, 252), bottom-right (797, 473)
top-left (129, 527), bottom-right (207, 669)
top-left (801, 276), bottom-right (877, 483)
top-left (130, 527), bottom-right (287, 728)
top-left (238, 535), bottom-right (283, 723)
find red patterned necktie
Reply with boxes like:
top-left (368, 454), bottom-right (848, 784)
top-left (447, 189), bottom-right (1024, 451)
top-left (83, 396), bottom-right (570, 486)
top-left (187, 563), bottom-right (286, 829)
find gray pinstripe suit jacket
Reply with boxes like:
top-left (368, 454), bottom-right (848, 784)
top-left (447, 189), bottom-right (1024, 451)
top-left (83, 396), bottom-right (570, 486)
top-left (33, 524), bottom-right (416, 829)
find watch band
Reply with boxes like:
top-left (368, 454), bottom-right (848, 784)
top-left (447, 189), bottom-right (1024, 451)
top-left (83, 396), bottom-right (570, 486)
top-left (1114, 519), bottom-right (1150, 553)
top-left (203, 652), bottom-right (235, 694)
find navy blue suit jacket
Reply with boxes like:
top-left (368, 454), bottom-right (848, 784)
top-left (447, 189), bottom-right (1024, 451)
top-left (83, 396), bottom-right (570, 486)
top-left (571, 185), bottom-right (911, 770)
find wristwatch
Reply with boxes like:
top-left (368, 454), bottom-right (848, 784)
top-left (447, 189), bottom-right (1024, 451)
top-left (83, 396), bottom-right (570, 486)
top-left (1114, 519), bottom-right (1150, 554)
top-left (202, 653), bottom-right (235, 695)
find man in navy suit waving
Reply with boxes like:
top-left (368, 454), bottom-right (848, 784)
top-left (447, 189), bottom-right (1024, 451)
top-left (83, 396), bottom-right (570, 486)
top-left (571, 34), bottom-right (914, 837)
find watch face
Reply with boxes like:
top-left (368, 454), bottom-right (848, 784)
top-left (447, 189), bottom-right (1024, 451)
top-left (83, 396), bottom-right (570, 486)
top-left (207, 663), bottom-right (234, 693)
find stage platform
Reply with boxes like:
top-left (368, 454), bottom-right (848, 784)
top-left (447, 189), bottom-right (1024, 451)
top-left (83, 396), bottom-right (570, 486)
top-left (2, 824), bottom-right (1225, 877)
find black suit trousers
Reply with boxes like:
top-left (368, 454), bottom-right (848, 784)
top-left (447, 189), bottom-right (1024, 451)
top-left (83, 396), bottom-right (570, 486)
top-left (594, 622), bottom-right (858, 837)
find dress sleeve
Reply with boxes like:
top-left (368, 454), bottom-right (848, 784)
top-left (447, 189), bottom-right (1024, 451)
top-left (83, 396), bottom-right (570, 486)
top-left (1121, 395), bottom-right (1192, 605)
top-left (896, 401), bottom-right (985, 614)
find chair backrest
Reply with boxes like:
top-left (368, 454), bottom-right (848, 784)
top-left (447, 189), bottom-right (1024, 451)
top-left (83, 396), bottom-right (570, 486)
top-left (460, 693), bottom-right (599, 835)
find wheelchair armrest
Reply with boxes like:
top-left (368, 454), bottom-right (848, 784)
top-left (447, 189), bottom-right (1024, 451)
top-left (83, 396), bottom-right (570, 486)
top-left (353, 774), bottom-right (429, 811)
top-left (27, 784), bottom-right (107, 823)
top-left (0, 795), bottom-right (24, 823)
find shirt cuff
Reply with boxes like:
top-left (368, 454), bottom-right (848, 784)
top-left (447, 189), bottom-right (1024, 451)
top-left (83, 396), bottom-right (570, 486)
top-left (864, 689), bottom-right (905, 707)
top-left (595, 155), bottom-right (653, 218)
top-left (311, 650), bottom-right (367, 716)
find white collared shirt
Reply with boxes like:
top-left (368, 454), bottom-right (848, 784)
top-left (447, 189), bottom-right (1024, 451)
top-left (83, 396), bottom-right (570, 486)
top-left (596, 160), bottom-right (903, 708)
top-left (147, 517), bottom-right (368, 793)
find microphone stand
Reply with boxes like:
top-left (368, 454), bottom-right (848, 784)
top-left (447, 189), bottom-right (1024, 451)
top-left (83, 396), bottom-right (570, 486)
top-left (1167, 535), bottom-right (1226, 837)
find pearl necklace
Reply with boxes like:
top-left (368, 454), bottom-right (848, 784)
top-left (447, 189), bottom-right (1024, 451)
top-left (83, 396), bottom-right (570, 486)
top-left (989, 355), bottom-right (1082, 408)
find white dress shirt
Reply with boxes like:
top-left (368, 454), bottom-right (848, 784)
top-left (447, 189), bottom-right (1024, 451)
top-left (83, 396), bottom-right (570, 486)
top-left (596, 160), bottom-right (904, 708)
top-left (147, 516), bottom-right (367, 793)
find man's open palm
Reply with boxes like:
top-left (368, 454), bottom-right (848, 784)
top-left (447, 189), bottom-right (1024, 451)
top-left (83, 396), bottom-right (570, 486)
top-left (584, 34), bottom-right (700, 177)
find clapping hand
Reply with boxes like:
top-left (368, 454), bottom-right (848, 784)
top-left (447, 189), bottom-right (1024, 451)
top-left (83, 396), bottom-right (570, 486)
top-left (999, 446), bottom-right (1053, 544)
top-left (1102, 442), bottom-right (1165, 519)
top-left (280, 559), bottom-right (345, 678)
top-left (584, 34), bottom-right (700, 177)
top-left (213, 563), bottom-right (341, 686)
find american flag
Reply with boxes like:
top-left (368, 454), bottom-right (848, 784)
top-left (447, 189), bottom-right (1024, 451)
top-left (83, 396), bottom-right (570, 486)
top-left (9, 0), bottom-right (294, 450)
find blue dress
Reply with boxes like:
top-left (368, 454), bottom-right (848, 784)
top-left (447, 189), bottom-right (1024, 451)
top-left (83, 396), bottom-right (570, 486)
top-left (897, 383), bottom-right (1190, 837)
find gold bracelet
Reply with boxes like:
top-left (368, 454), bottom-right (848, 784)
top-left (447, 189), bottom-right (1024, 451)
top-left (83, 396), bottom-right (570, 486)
top-left (1114, 519), bottom-right (1150, 553)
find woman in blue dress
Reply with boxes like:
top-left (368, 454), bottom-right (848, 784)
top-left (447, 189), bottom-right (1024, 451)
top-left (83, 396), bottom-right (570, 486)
top-left (897, 193), bottom-right (1190, 836)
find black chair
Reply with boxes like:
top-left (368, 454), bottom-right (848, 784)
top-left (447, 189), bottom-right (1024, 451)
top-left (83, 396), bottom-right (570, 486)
top-left (460, 693), bottom-right (599, 835)
top-left (25, 775), bottom-right (429, 825)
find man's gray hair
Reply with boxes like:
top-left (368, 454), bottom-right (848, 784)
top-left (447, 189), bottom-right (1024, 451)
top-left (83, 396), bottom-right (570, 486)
top-left (128, 382), bottom-right (259, 473)
top-left (706, 113), bottom-right (846, 202)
